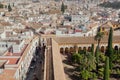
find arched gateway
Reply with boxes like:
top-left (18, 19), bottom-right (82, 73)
top-left (55, 36), bottom-right (120, 54)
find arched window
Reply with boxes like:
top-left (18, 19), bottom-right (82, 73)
top-left (83, 47), bottom-right (86, 51)
top-left (65, 47), bottom-right (69, 54)
top-left (70, 47), bottom-right (74, 53)
top-left (78, 47), bottom-right (82, 53)
top-left (114, 46), bottom-right (119, 54)
top-left (60, 47), bottom-right (64, 54)
top-left (88, 47), bottom-right (91, 52)
top-left (101, 46), bottom-right (105, 53)
top-left (114, 46), bottom-right (119, 51)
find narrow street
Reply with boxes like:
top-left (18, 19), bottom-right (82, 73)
top-left (25, 38), bottom-right (54, 80)
top-left (25, 46), bottom-right (44, 80)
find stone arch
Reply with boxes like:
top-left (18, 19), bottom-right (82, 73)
top-left (114, 46), bottom-right (119, 51)
top-left (83, 47), bottom-right (87, 51)
top-left (65, 47), bottom-right (69, 54)
top-left (101, 46), bottom-right (105, 53)
top-left (70, 47), bottom-right (74, 53)
top-left (87, 46), bottom-right (91, 52)
top-left (60, 47), bottom-right (64, 54)
top-left (73, 46), bottom-right (77, 52)
top-left (114, 46), bottom-right (119, 53)
top-left (104, 46), bottom-right (108, 53)
top-left (78, 47), bottom-right (82, 53)
top-left (75, 46), bottom-right (78, 53)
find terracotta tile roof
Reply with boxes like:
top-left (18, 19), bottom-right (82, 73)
top-left (0, 58), bottom-right (19, 65)
top-left (101, 23), bottom-right (110, 28)
top-left (0, 22), bottom-right (12, 26)
top-left (110, 21), bottom-right (119, 25)
top-left (0, 9), bottom-right (6, 12)
top-left (26, 22), bottom-right (43, 30)
top-left (0, 69), bottom-right (16, 80)
top-left (53, 36), bottom-right (120, 44)
top-left (5, 52), bottom-right (22, 56)
top-left (48, 9), bottom-right (61, 14)
top-left (8, 58), bottom-right (19, 65)
top-left (13, 29), bottom-right (30, 33)
top-left (88, 23), bottom-right (98, 29)
top-left (12, 53), bottom-right (22, 56)
top-left (5, 52), bottom-right (14, 56)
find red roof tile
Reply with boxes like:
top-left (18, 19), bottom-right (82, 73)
top-left (0, 58), bottom-right (19, 65)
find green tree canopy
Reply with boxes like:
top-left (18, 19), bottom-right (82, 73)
top-left (91, 44), bottom-right (94, 56)
top-left (0, 3), bottom-right (4, 8)
top-left (94, 31), bottom-right (104, 49)
top-left (61, 2), bottom-right (66, 14)
top-left (8, 4), bottom-right (12, 12)
top-left (99, 1), bottom-right (120, 9)
top-left (71, 53), bottom-right (81, 64)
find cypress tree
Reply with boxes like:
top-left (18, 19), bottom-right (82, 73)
top-left (91, 44), bottom-right (94, 56)
top-left (13, 3), bottom-right (14, 7)
top-left (0, 3), bottom-right (3, 8)
top-left (107, 27), bottom-right (113, 56)
top-left (8, 4), bottom-right (12, 12)
top-left (95, 46), bottom-right (99, 73)
top-left (106, 27), bottom-right (113, 69)
top-left (104, 57), bottom-right (110, 80)
top-left (61, 2), bottom-right (65, 14)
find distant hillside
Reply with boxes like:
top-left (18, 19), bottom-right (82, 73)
top-left (99, 1), bottom-right (120, 9)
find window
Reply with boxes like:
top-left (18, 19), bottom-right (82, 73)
top-left (2, 45), bottom-right (4, 47)
top-left (6, 44), bottom-right (8, 47)
top-left (36, 42), bottom-right (38, 46)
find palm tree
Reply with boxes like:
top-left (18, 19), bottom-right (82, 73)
top-left (94, 31), bottom-right (104, 49)
top-left (94, 30), bottom-right (104, 75)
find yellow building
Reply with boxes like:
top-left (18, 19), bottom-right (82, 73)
top-left (100, 21), bottom-right (120, 35)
